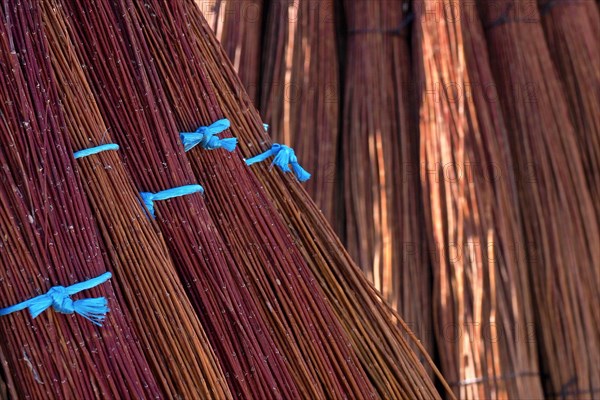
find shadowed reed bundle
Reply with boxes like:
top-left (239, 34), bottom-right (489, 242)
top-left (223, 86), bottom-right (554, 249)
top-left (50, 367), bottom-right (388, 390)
top-left (198, 0), bottom-right (264, 104)
top-left (260, 0), bottom-right (342, 230)
top-left (342, 0), bottom-right (433, 358)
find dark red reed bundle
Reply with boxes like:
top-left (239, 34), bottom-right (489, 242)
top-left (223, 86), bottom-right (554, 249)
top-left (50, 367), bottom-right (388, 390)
top-left (539, 0), bottom-right (600, 222)
top-left (198, 0), bottom-right (264, 104)
top-left (153, 0), bottom-right (450, 398)
top-left (413, 0), bottom-right (544, 397)
top-left (0, 4), bottom-right (160, 398)
top-left (480, 0), bottom-right (600, 397)
top-left (260, 0), bottom-right (342, 229)
top-left (53, 1), bottom-right (380, 398)
top-left (60, 0), bottom-right (380, 397)
top-left (342, 0), bottom-right (433, 355)
top-left (41, 4), bottom-right (231, 398)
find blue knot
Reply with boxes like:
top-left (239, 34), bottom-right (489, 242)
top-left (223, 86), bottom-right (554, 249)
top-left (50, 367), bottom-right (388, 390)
top-left (73, 143), bottom-right (119, 159)
top-left (0, 272), bottom-right (113, 326)
top-left (245, 143), bottom-right (311, 182)
top-left (140, 184), bottom-right (204, 218)
top-left (179, 119), bottom-right (237, 152)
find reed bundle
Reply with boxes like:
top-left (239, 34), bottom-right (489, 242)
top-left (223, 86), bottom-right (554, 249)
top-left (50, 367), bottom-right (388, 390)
top-left (198, 0), bottom-right (264, 104)
top-left (413, 0), bottom-right (544, 397)
top-left (259, 0), bottom-right (342, 229)
top-left (54, 0), bottom-right (383, 398)
top-left (539, 0), bottom-right (600, 222)
top-left (154, 0), bottom-right (450, 398)
top-left (86, 0), bottom-right (381, 397)
top-left (480, 0), bottom-right (600, 396)
top-left (342, 0), bottom-right (433, 357)
top-left (0, 4), bottom-right (160, 397)
top-left (51, 2), bottom-right (309, 398)
top-left (41, 5), bottom-right (231, 398)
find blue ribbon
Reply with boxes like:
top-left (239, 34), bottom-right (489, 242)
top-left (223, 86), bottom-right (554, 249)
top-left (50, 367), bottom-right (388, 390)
top-left (73, 144), bottom-right (120, 159)
top-left (140, 184), bottom-right (204, 218)
top-left (0, 272), bottom-right (113, 326)
top-left (245, 143), bottom-right (311, 182)
top-left (179, 119), bottom-right (237, 152)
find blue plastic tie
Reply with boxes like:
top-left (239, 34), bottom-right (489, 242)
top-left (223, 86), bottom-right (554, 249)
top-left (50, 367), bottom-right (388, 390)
top-left (179, 119), bottom-right (236, 152)
top-left (245, 143), bottom-right (311, 182)
top-left (73, 144), bottom-right (120, 159)
top-left (263, 123), bottom-right (269, 132)
top-left (0, 272), bottom-right (113, 326)
top-left (140, 184), bottom-right (204, 218)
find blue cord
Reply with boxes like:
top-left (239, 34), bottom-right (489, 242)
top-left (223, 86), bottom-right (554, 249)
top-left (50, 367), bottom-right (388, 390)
top-left (73, 144), bottom-right (119, 159)
top-left (0, 272), bottom-right (113, 326)
top-left (245, 143), bottom-right (310, 182)
top-left (140, 184), bottom-right (204, 218)
top-left (180, 118), bottom-right (237, 152)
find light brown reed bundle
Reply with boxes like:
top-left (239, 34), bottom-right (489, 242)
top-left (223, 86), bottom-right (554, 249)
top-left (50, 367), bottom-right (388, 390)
top-left (103, 1), bottom-right (381, 397)
top-left (41, 5), bottom-right (230, 398)
top-left (539, 0), bottom-right (600, 222)
top-left (480, 1), bottom-right (600, 397)
top-left (413, 1), bottom-right (545, 398)
top-left (342, 0), bottom-right (433, 356)
top-left (163, 0), bottom-right (451, 398)
top-left (260, 0), bottom-right (342, 229)
top-left (0, 4), bottom-right (161, 397)
top-left (197, 0), bottom-right (264, 103)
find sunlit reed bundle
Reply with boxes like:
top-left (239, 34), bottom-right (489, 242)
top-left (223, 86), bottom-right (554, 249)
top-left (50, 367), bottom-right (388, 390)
top-left (76, 0), bottom-right (381, 397)
top-left (41, 5), bottom-right (231, 398)
top-left (52, 2), bottom-right (310, 398)
top-left (480, 0), bottom-right (600, 397)
top-left (260, 0), bottom-right (342, 229)
top-left (413, 1), bottom-right (544, 398)
top-left (157, 0), bottom-right (449, 398)
top-left (342, 0), bottom-right (433, 355)
top-left (539, 0), bottom-right (600, 222)
top-left (0, 4), bottom-right (160, 397)
top-left (197, 0), bottom-right (264, 103)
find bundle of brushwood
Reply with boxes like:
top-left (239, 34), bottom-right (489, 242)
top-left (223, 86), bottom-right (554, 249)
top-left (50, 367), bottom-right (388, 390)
top-left (55, 0), bottom-right (383, 398)
top-left (413, 0), bottom-right (544, 398)
top-left (342, 0), bottom-right (433, 356)
top-left (0, 4), bottom-right (161, 397)
top-left (53, 2), bottom-right (311, 398)
top-left (42, 5), bottom-right (231, 398)
top-left (198, 0), bottom-right (263, 104)
top-left (152, 0), bottom-right (449, 398)
top-left (539, 0), bottom-right (600, 222)
top-left (480, 0), bottom-right (600, 397)
top-left (260, 0), bottom-right (342, 230)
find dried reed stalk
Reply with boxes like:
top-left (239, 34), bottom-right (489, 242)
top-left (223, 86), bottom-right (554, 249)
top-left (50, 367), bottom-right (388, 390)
top-left (41, 4), bottom-right (231, 398)
top-left (342, 0), bottom-right (433, 359)
top-left (539, 0), bottom-right (600, 222)
top-left (198, 0), bottom-right (264, 104)
top-left (54, 2), bottom-right (308, 398)
top-left (156, 0), bottom-right (451, 398)
top-left (0, 3), bottom-right (160, 397)
top-left (480, 0), bottom-right (600, 396)
top-left (260, 0), bottom-right (342, 229)
top-left (83, 0), bottom-right (380, 397)
top-left (413, 0), bottom-right (545, 398)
